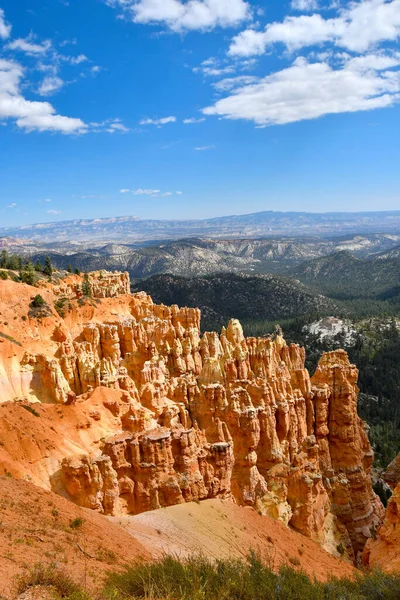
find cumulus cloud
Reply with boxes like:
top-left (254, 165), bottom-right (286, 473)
top-left (120, 188), bottom-right (131, 193)
top-left (0, 58), bottom-right (87, 133)
top-left (203, 55), bottom-right (400, 126)
top-left (140, 116), bottom-right (177, 126)
top-left (229, 0), bottom-right (400, 56)
top-left (0, 8), bottom-right (11, 39)
top-left (38, 76), bottom-right (64, 96)
top-left (106, 0), bottom-right (250, 32)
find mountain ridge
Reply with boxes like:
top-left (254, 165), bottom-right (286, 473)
top-left (2, 209), bottom-right (400, 242)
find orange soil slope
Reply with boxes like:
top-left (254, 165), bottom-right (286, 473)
top-left (113, 498), bottom-right (355, 583)
top-left (0, 476), bottom-right (150, 598)
top-left (0, 388), bottom-right (128, 488)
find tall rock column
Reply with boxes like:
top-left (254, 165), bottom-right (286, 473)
top-left (311, 350), bottom-right (384, 561)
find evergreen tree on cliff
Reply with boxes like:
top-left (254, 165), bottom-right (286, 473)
top-left (43, 256), bottom-right (53, 278)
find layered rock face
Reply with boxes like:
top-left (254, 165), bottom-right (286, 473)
top-left (364, 452), bottom-right (400, 571)
top-left (0, 271), bottom-right (383, 562)
top-left (52, 270), bottom-right (131, 299)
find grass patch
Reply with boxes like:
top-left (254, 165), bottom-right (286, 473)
top-left (15, 563), bottom-right (89, 599)
top-left (12, 554), bottom-right (400, 600)
top-left (69, 517), bottom-right (84, 530)
top-left (104, 553), bottom-right (400, 600)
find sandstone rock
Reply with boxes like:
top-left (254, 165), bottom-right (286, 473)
top-left (364, 481), bottom-right (400, 572)
top-left (0, 271), bottom-right (384, 563)
top-left (383, 452), bottom-right (400, 490)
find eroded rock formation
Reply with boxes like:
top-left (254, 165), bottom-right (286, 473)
top-left (363, 452), bottom-right (400, 572)
top-left (0, 271), bottom-right (383, 562)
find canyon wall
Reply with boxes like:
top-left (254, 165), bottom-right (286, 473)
top-left (364, 452), bottom-right (400, 572)
top-left (0, 271), bottom-right (383, 562)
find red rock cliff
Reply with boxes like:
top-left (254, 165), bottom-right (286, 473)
top-left (0, 272), bottom-right (383, 562)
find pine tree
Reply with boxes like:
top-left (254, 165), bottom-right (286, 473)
top-left (20, 261), bottom-right (35, 285)
top-left (82, 272), bottom-right (92, 297)
top-left (43, 256), bottom-right (53, 277)
top-left (34, 260), bottom-right (42, 272)
top-left (0, 250), bottom-right (8, 269)
top-left (67, 264), bottom-right (72, 273)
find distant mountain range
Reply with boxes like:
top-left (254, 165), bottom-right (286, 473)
top-left (23, 233), bottom-right (400, 282)
top-left (290, 247), bottom-right (400, 298)
top-left (2, 209), bottom-right (400, 242)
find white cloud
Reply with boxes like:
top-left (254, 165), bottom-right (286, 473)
top-left (7, 203), bottom-right (17, 208)
top-left (8, 36), bottom-right (52, 55)
top-left (47, 209), bottom-right (61, 214)
top-left (44, 198), bottom-right (52, 202)
top-left (291, 0), bottom-right (319, 11)
top-left (107, 120), bottom-right (130, 132)
top-left (229, 0), bottom-right (400, 57)
top-left (194, 58), bottom-right (236, 76)
top-left (193, 56), bottom-right (257, 77)
top-left (38, 76), bottom-right (64, 96)
top-left (0, 58), bottom-right (87, 134)
top-left (61, 54), bottom-right (89, 65)
top-left (120, 188), bottom-right (131, 193)
top-left (107, 0), bottom-right (250, 32)
top-left (140, 116), bottom-right (177, 126)
top-left (0, 8), bottom-right (11, 39)
top-left (90, 118), bottom-right (129, 133)
top-left (176, 190), bottom-right (183, 194)
top-left (203, 55), bottom-right (400, 126)
top-left (183, 117), bottom-right (206, 123)
top-left (195, 145), bottom-right (215, 150)
top-left (133, 188), bottom-right (161, 195)
top-left (213, 75), bottom-right (259, 91)
top-left (131, 188), bottom-right (175, 196)
top-left (91, 65), bottom-right (102, 74)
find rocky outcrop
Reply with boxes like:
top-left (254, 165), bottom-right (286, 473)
top-left (383, 453), bottom-right (400, 490)
top-left (363, 481), bottom-right (400, 572)
top-left (52, 270), bottom-right (130, 299)
top-left (364, 452), bottom-right (400, 572)
top-left (0, 271), bottom-right (383, 563)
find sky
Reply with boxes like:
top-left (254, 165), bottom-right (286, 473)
top-left (0, 0), bottom-right (399, 227)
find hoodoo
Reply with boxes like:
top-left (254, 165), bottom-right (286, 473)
top-left (0, 271), bottom-right (383, 563)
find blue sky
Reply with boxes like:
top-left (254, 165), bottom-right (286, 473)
top-left (0, 0), bottom-right (399, 227)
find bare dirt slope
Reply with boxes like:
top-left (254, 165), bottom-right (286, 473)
top-left (0, 477), bottom-right (149, 598)
top-left (112, 499), bottom-right (355, 583)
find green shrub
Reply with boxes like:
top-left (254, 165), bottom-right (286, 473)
top-left (69, 517), bottom-right (84, 529)
top-left (30, 294), bottom-right (45, 309)
top-left (10, 556), bottom-right (400, 600)
top-left (0, 270), bottom-right (8, 280)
